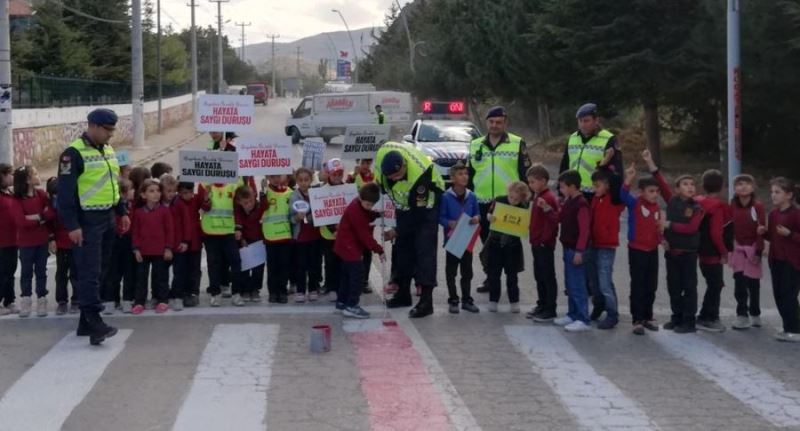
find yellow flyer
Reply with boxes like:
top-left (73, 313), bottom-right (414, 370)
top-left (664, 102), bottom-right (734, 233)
top-left (489, 202), bottom-right (530, 238)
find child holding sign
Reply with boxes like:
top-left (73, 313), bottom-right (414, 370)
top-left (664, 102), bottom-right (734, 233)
top-left (486, 181), bottom-right (530, 313)
top-left (234, 185), bottom-right (266, 306)
top-left (320, 159), bottom-right (345, 303)
top-left (290, 168), bottom-right (322, 302)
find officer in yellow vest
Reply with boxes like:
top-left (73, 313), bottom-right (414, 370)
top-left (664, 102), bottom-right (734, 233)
top-left (467, 106), bottom-right (531, 293)
top-left (559, 103), bottom-right (622, 200)
top-left (57, 108), bottom-right (128, 346)
top-left (376, 105), bottom-right (385, 125)
top-left (375, 142), bottom-right (444, 318)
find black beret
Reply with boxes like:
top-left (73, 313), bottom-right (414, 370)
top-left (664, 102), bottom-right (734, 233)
top-left (87, 108), bottom-right (118, 126)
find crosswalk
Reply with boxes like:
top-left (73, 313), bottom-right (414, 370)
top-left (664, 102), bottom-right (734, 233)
top-left (0, 312), bottom-right (798, 431)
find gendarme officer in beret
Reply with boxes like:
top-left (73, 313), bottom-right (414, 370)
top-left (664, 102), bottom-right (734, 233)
top-left (467, 106), bottom-right (531, 293)
top-left (58, 108), bottom-right (129, 345)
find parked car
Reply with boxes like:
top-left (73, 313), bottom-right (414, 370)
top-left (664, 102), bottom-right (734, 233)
top-left (247, 82), bottom-right (269, 105)
top-left (404, 119), bottom-right (482, 183)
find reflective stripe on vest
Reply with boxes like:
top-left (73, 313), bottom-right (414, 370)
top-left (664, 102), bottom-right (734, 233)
top-left (567, 130), bottom-right (612, 192)
top-left (469, 134), bottom-right (522, 204)
top-left (69, 138), bottom-right (121, 211)
top-left (201, 184), bottom-right (237, 235)
top-left (374, 141), bottom-right (444, 211)
top-left (261, 188), bottom-right (292, 241)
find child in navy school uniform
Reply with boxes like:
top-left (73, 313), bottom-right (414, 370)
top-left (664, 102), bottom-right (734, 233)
top-left (438, 162), bottom-right (480, 314)
top-left (103, 179), bottom-right (136, 313)
top-left (46, 177), bottom-right (79, 315)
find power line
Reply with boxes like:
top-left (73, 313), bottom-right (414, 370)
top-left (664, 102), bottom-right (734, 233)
top-left (54, 0), bottom-right (128, 24)
top-left (234, 21), bottom-right (252, 62)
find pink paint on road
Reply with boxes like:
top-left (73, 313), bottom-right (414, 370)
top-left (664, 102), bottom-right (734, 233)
top-left (348, 325), bottom-right (451, 431)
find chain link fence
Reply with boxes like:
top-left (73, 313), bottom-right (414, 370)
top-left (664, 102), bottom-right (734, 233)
top-left (12, 74), bottom-right (191, 109)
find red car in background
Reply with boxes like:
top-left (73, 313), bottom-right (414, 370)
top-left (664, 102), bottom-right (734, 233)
top-left (247, 82), bottom-right (269, 105)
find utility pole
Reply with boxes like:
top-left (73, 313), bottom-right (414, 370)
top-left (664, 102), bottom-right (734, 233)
top-left (209, 0), bottom-right (229, 94)
top-left (132, 0), bottom-right (145, 148)
top-left (295, 46), bottom-right (303, 77)
top-left (726, 0), bottom-right (742, 200)
top-left (235, 22), bottom-right (251, 62)
top-left (0, 0), bottom-right (13, 164)
top-left (208, 34), bottom-right (213, 93)
top-left (156, 0), bottom-right (162, 133)
top-left (332, 9), bottom-right (359, 83)
top-left (188, 0), bottom-right (198, 106)
top-left (266, 34), bottom-right (279, 97)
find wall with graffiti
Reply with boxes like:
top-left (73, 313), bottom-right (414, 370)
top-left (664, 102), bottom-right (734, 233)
top-left (11, 93), bottom-right (197, 167)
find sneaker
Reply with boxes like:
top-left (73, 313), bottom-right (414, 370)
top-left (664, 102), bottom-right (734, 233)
top-left (101, 301), bottom-right (115, 316)
top-left (308, 291), bottom-right (319, 302)
top-left (221, 285), bottom-right (232, 298)
top-left (69, 303), bottom-right (79, 314)
top-left (131, 304), bottom-right (145, 315)
top-left (697, 319), bottom-right (726, 333)
top-left (251, 291), bottom-right (262, 303)
top-left (56, 303), bottom-right (68, 316)
top-left (232, 294), bottom-right (245, 307)
top-left (643, 320), bottom-right (660, 332)
top-left (288, 283), bottom-right (297, 294)
top-left (510, 303), bottom-right (521, 314)
top-left (334, 302), bottom-right (346, 314)
top-left (294, 293), bottom-right (306, 303)
top-left (488, 301), bottom-right (498, 312)
top-left (6, 302), bottom-right (19, 314)
top-left (461, 302), bottom-right (480, 313)
top-left (564, 320), bottom-right (591, 332)
top-left (343, 305), bottom-right (370, 319)
top-left (526, 306), bottom-right (543, 319)
top-left (597, 317), bottom-right (618, 330)
top-left (19, 297), bottom-right (32, 318)
top-left (183, 295), bottom-right (199, 308)
top-left (632, 323), bottom-right (646, 335)
top-left (36, 297), bottom-right (48, 317)
top-left (674, 324), bottom-right (697, 334)
top-left (326, 291), bottom-right (338, 302)
top-left (0, 305), bottom-right (10, 316)
top-left (775, 332), bottom-right (800, 343)
top-left (172, 298), bottom-right (184, 311)
top-left (590, 307), bottom-right (605, 321)
top-left (553, 316), bottom-right (574, 326)
top-left (209, 295), bottom-right (221, 307)
top-left (751, 316), bottom-right (762, 327)
top-left (448, 303), bottom-right (460, 314)
top-left (663, 321), bottom-right (678, 331)
top-left (732, 316), bottom-right (751, 330)
top-left (155, 303), bottom-right (169, 313)
top-left (533, 311), bottom-right (557, 323)
top-left (122, 301), bottom-right (133, 314)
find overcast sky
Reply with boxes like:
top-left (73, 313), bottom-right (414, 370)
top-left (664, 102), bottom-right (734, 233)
top-left (160, 0), bottom-right (410, 44)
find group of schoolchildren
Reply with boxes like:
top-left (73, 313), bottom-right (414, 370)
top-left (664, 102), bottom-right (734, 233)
top-left (442, 150), bottom-right (799, 341)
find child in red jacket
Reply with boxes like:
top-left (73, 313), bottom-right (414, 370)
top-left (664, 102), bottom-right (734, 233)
top-left (695, 169), bottom-right (733, 333)
top-left (333, 182), bottom-right (384, 319)
top-left (234, 185), bottom-right (266, 306)
top-left (527, 165), bottom-right (560, 322)
top-left (172, 181), bottom-right (203, 308)
top-left (765, 177), bottom-right (800, 342)
top-left (729, 174), bottom-right (766, 330)
top-left (46, 177), bottom-right (79, 315)
top-left (13, 166), bottom-right (55, 318)
top-left (587, 169), bottom-right (625, 329)
top-left (0, 163), bottom-right (18, 315)
top-left (132, 179), bottom-right (175, 314)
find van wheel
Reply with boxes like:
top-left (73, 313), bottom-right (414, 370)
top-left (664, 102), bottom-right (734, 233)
top-left (290, 127), bottom-right (301, 144)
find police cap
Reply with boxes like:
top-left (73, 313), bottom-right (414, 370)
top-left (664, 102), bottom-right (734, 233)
top-left (87, 108), bottom-right (118, 126)
top-left (381, 151), bottom-right (405, 176)
top-left (576, 103), bottom-right (598, 119)
top-left (485, 106), bottom-right (507, 119)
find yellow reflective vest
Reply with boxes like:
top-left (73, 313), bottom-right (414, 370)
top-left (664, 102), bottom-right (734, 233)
top-left (201, 184), bottom-right (237, 235)
top-left (567, 129), bottom-right (612, 191)
top-left (374, 141), bottom-right (444, 211)
top-left (261, 187), bottom-right (292, 241)
top-left (69, 138), bottom-right (121, 210)
top-left (468, 134), bottom-right (522, 204)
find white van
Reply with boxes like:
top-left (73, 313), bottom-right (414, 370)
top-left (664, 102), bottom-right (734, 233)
top-left (285, 91), bottom-right (413, 144)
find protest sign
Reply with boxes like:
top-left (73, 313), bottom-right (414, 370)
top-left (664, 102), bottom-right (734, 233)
top-left (372, 194), bottom-right (396, 228)
top-left (115, 150), bottom-right (130, 167)
top-left (240, 241), bottom-right (266, 271)
top-left (444, 213), bottom-right (481, 259)
top-left (179, 150), bottom-right (239, 184)
top-left (308, 184), bottom-right (359, 226)
top-left (302, 139), bottom-right (325, 171)
top-left (342, 124), bottom-right (390, 160)
top-left (195, 94), bottom-right (255, 133)
top-left (236, 137), bottom-right (292, 176)
top-left (489, 202), bottom-right (530, 238)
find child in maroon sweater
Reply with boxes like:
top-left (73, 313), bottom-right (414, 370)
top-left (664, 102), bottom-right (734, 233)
top-left (234, 185), bottom-right (266, 306)
top-left (0, 163), bottom-right (18, 315)
top-left (765, 177), bottom-right (800, 342)
top-left (333, 183), bottom-right (384, 319)
top-left (729, 174), bottom-right (766, 330)
top-left (132, 179), bottom-right (175, 314)
top-left (172, 182), bottom-right (203, 308)
top-left (13, 166), bottom-right (55, 318)
top-left (527, 165), bottom-right (560, 322)
top-left (290, 168), bottom-right (323, 303)
top-left (555, 170), bottom-right (591, 331)
top-left (46, 177), bottom-right (79, 315)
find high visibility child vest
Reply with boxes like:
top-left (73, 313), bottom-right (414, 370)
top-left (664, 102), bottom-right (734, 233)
top-left (201, 184), bottom-right (237, 235)
top-left (261, 187), bottom-right (292, 241)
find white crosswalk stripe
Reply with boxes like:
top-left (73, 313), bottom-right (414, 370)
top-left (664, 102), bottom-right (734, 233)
top-left (0, 330), bottom-right (132, 431)
top-left (652, 331), bottom-right (800, 427)
top-left (506, 325), bottom-right (660, 431)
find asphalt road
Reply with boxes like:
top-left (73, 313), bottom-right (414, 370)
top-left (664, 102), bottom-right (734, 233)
top-left (0, 98), bottom-right (797, 431)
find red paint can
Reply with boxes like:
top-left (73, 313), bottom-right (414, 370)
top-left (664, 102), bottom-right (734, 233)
top-left (310, 324), bottom-right (332, 353)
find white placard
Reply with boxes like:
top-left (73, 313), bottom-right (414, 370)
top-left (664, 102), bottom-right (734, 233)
top-left (195, 94), bottom-right (255, 132)
top-left (308, 184), bottom-right (359, 226)
top-left (236, 137), bottom-right (292, 176)
top-left (179, 150), bottom-right (239, 184)
top-left (342, 124), bottom-right (391, 160)
top-left (372, 194), bottom-right (396, 228)
top-left (240, 241), bottom-right (267, 271)
top-left (302, 139), bottom-right (326, 171)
